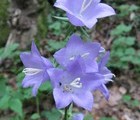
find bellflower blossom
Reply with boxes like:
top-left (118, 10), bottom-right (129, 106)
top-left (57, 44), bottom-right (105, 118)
top-left (54, 34), bottom-right (102, 73)
top-left (72, 113), bottom-right (84, 120)
top-left (54, 0), bottom-right (116, 28)
top-left (98, 51), bottom-right (115, 100)
top-left (20, 41), bottom-right (53, 96)
top-left (48, 59), bottom-right (104, 111)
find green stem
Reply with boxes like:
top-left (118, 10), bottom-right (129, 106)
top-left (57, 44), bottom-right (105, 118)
top-left (36, 97), bottom-right (40, 114)
top-left (63, 104), bottom-right (70, 120)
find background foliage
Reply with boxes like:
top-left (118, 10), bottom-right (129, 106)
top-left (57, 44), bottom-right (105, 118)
top-left (0, 0), bottom-right (140, 120)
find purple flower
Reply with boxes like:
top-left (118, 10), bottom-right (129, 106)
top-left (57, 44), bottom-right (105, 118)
top-left (48, 58), bottom-right (104, 111)
top-left (98, 51), bottom-right (114, 100)
top-left (72, 113), bottom-right (84, 120)
top-left (54, 0), bottom-right (116, 28)
top-left (54, 34), bottom-right (102, 73)
top-left (20, 41), bottom-right (53, 96)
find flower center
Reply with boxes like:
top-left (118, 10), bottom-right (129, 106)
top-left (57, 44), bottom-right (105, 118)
top-left (80, 0), bottom-right (93, 14)
top-left (69, 52), bottom-right (90, 61)
top-left (60, 77), bottom-right (82, 93)
top-left (70, 77), bottom-right (82, 88)
top-left (23, 68), bottom-right (42, 75)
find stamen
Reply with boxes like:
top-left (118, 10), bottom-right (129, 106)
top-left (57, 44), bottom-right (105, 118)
top-left (104, 73), bottom-right (115, 83)
top-left (23, 68), bottom-right (42, 75)
top-left (105, 79), bottom-right (113, 82)
top-left (104, 73), bottom-right (116, 78)
top-left (69, 56), bottom-right (75, 61)
top-left (81, 52), bottom-right (90, 58)
top-left (99, 47), bottom-right (105, 53)
top-left (70, 77), bottom-right (82, 88)
top-left (63, 85), bottom-right (73, 92)
top-left (80, 0), bottom-right (93, 14)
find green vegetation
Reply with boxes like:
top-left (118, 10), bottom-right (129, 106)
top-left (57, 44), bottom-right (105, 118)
top-left (0, 0), bottom-right (140, 120)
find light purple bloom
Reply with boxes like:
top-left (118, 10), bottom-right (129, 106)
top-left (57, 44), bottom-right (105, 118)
top-left (72, 113), bottom-right (84, 120)
top-left (48, 58), bottom-right (104, 111)
top-left (98, 51), bottom-right (114, 100)
top-left (54, 34), bottom-right (102, 73)
top-left (20, 41), bottom-right (53, 96)
top-left (54, 0), bottom-right (116, 28)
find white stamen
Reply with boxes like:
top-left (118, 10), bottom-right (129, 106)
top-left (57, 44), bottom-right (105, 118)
top-left (69, 56), bottom-right (75, 61)
top-left (99, 47), bottom-right (105, 53)
top-left (104, 73), bottom-right (115, 83)
top-left (80, 0), bottom-right (93, 14)
top-left (81, 52), bottom-right (90, 58)
top-left (23, 68), bottom-right (42, 76)
top-left (105, 79), bottom-right (113, 82)
top-left (104, 73), bottom-right (116, 78)
top-left (70, 77), bottom-right (82, 88)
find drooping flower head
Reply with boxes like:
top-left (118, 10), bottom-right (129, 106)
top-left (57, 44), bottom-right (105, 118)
top-left (54, 0), bottom-right (116, 28)
top-left (54, 34), bottom-right (102, 73)
top-left (48, 58), bottom-right (104, 111)
top-left (20, 41), bottom-right (53, 96)
top-left (97, 51), bottom-right (115, 100)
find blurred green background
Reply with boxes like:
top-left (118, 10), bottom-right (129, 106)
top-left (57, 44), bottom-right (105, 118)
top-left (0, 0), bottom-right (140, 120)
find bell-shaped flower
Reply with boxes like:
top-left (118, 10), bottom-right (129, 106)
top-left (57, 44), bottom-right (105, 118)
top-left (54, 0), bottom-right (116, 28)
top-left (48, 58), bottom-right (104, 111)
top-left (20, 41), bottom-right (53, 96)
top-left (54, 34), bottom-right (102, 73)
top-left (98, 51), bottom-right (115, 100)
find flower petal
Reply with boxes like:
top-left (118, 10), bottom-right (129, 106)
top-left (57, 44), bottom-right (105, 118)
top-left (47, 68), bottom-right (64, 87)
top-left (53, 88), bottom-right (72, 109)
top-left (99, 51), bottom-right (110, 69)
top-left (67, 13), bottom-right (84, 26)
top-left (81, 73), bottom-right (104, 91)
top-left (53, 48), bottom-right (67, 67)
top-left (92, 3), bottom-right (116, 19)
top-left (20, 52), bottom-right (44, 69)
top-left (98, 84), bottom-right (109, 100)
top-left (72, 113), bottom-right (84, 120)
top-left (54, 0), bottom-right (83, 14)
top-left (66, 58), bottom-right (84, 77)
top-left (22, 72), bottom-right (48, 96)
top-left (81, 17), bottom-right (97, 29)
top-left (72, 91), bottom-right (93, 111)
top-left (31, 41), bottom-right (41, 56)
top-left (84, 60), bottom-right (98, 73)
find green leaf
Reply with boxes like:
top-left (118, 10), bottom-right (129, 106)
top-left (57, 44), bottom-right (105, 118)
top-left (9, 99), bottom-right (23, 117)
top-left (39, 81), bottom-right (52, 91)
top-left (123, 95), bottom-right (131, 103)
top-left (31, 113), bottom-right (40, 120)
top-left (46, 40), bottom-right (66, 52)
top-left (131, 100), bottom-right (140, 107)
top-left (23, 88), bottom-right (32, 99)
top-left (124, 48), bottom-right (135, 55)
top-left (0, 94), bottom-right (10, 109)
top-left (84, 114), bottom-right (93, 120)
top-left (111, 23), bottom-right (132, 36)
top-left (0, 76), bottom-right (6, 96)
top-left (125, 37), bottom-right (135, 46)
top-left (43, 108), bottom-right (61, 120)
top-left (120, 56), bottom-right (134, 62)
top-left (0, 43), bottom-right (19, 60)
top-left (100, 117), bottom-right (114, 120)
